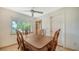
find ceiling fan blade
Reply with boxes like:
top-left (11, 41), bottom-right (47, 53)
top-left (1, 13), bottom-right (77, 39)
top-left (31, 10), bottom-right (43, 14)
top-left (24, 10), bottom-right (31, 12)
top-left (34, 11), bottom-right (43, 14)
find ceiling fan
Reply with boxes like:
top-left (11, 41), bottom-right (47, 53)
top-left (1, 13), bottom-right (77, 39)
top-left (24, 7), bottom-right (43, 17)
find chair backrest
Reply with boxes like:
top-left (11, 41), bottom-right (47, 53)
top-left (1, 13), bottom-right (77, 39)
top-left (48, 29), bottom-right (61, 51)
top-left (40, 29), bottom-right (46, 36)
top-left (16, 30), bottom-right (25, 50)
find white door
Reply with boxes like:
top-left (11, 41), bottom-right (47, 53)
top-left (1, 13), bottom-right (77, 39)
top-left (51, 13), bottom-right (65, 47)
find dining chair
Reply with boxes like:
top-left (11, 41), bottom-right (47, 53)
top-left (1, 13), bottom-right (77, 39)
top-left (36, 29), bottom-right (46, 39)
top-left (40, 29), bottom-right (46, 36)
top-left (47, 29), bottom-right (61, 51)
top-left (16, 30), bottom-right (31, 51)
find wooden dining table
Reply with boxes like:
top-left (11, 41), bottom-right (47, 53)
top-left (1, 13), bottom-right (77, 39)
top-left (23, 33), bottom-right (52, 51)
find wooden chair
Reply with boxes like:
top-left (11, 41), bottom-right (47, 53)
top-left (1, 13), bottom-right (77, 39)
top-left (16, 30), bottom-right (31, 51)
top-left (36, 29), bottom-right (46, 40)
top-left (47, 29), bottom-right (61, 51)
top-left (40, 29), bottom-right (46, 36)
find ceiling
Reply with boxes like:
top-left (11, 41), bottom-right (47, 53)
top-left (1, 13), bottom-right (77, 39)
top-left (5, 7), bottom-right (62, 17)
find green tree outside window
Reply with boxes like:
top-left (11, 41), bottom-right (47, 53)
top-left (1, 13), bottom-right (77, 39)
top-left (17, 22), bottom-right (31, 34)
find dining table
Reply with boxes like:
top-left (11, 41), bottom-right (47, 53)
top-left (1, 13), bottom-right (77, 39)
top-left (23, 33), bottom-right (52, 51)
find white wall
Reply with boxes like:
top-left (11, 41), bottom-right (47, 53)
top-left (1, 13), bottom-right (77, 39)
top-left (41, 7), bottom-right (79, 50)
top-left (65, 7), bottom-right (79, 50)
top-left (0, 8), bottom-right (33, 48)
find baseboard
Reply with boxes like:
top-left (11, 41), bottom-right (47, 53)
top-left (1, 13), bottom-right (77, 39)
top-left (0, 43), bottom-right (17, 49)
top-left (58, 45), bottom-right (77, 51)
top-left (58, 45), bottom-right (63, 47)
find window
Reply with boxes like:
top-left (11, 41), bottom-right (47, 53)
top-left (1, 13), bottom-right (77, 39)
top-left (11, 20), bottom-right (17, 33)
top-left (11, 19), bottom-right (32, 34)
